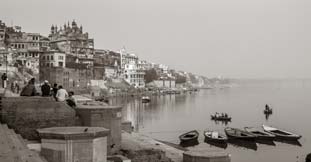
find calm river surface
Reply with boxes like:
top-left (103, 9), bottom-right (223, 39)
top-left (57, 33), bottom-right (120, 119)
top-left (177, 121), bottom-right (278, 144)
top-left (116, 79), bottom-right (311, 162)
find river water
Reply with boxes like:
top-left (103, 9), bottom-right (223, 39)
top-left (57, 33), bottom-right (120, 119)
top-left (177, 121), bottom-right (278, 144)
top-left (116, 79), bottom-right (311, 162)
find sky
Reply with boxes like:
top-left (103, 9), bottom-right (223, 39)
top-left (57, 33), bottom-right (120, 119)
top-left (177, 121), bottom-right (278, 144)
top-left (1, 0), bottom-right (311, 78)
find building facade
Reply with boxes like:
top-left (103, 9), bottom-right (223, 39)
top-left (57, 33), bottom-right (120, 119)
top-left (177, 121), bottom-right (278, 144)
top-left (0, 20), bottom-right (49, 74)
top-left (119, 48), bottom-right (145, 88)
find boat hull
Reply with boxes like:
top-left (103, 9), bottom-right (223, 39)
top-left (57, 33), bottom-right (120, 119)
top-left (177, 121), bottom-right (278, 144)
top-left (244, 127), bottom-right (275, 141)
top-left (179, 130), bottom-right (199, 143)
top-left (211, 115), bottom-right (231, 121)
top-left (225, 128), bottom-right (256, 141)
top-left (204, 131), bottom-right (227, 143)
top-left (262, 125), bottom-right (301, 140)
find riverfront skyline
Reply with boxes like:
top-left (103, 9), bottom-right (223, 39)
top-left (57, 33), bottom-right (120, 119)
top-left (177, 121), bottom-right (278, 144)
top-left (1, 0), bottom-right (311, 78)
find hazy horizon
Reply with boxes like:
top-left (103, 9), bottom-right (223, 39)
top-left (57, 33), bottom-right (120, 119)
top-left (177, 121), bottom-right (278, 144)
top-left (1, 0), bottom-right (310, 79)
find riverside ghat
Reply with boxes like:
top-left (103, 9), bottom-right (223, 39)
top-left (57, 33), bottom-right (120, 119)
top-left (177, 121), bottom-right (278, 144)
top-left (0, 89), bottom-right (231, 162)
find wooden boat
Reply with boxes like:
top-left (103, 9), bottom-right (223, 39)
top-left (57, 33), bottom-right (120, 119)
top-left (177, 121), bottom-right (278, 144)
top-left (264, 109), bottom-right (273, 114)
top-left (179, 130), bottom-right (199, 143)
top-left (141, 96), bottom-right (151, 103)
top-left (211, 115), bottom-right (231, 121)
top-left (224, 127), bottom-right (256, 141)
top-left (204, 130), bottom-right (227, 143)
top-left (244, 127), bottom-right (275, 140)
top-left (262, 125), bottom-right (301, 140)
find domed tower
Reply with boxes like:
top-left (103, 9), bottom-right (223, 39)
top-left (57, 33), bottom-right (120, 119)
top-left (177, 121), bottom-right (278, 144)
top-left (72, 20), bottom-right (77, 28)
top-left (80, 25), bottom-right (83, 33)
top-left (51, 25), bottom-right (55, 34)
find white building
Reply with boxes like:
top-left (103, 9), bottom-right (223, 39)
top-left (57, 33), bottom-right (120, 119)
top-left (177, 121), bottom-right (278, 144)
top-left (40, 51), bottom-right (66, 68)
top-left (120, 48), bottom-right (145, 88)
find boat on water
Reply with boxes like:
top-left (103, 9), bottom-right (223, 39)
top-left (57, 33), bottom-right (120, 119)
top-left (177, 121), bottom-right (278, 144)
top-left (141, 96), bottom-right (151, 103)
top-left (224, 127), bottom-right (256, 141)
top-left (179, 130), bottom-right (199, 143)
top-left (264, 109), bottom-right (272, 114)
top-left (211, 114), bottom-right (231, 121)
top-left (244, 127), bottom-right (275, 140)
top-left (204, 130), bottom-right (227, 143)
top-left (264, 104), bottom-right (273, 114)
top-left (262, 125), bottom-right (301, 140)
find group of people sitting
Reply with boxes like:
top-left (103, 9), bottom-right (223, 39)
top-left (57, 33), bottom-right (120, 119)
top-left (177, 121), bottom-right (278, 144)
top-left (20, 78), bottom-right (76, 108)
top-left (214, 112), bottom-right (229, 118)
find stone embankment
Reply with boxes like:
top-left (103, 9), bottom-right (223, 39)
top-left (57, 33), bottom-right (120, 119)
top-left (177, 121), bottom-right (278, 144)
top-left (121, 132), bottom-right (183, 162)
top-left (0, 123), bottom-right (47, 162)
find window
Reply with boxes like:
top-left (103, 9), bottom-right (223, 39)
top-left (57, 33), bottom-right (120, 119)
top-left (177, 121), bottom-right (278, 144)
top-left (59, 62), bottom-right (63, 67)
top-left (50, 63), bottom-right (53, 67)
top-left (51, 56), bottom-right (54, 60)
top-left (47, 56), bottom-right (49, 60)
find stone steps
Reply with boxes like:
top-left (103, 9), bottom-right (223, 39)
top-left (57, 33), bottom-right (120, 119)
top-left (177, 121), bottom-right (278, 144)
top-left (0, 124), bottom-right (47, 162)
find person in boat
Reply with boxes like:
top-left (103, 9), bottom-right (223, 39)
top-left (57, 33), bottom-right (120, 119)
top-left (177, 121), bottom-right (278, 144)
top-left (221, 113), bottom-right (224, 118)
top-left (215, 112), bottom-right (219, 118)
top-left (224, 113), bottom-right (228, 118)
top-left (265, 104), bottom-right (270, 110)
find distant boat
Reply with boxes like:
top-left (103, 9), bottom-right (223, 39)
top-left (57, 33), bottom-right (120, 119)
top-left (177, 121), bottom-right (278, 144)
top-left (244, 127), bottom-right (275, 140)
top-left (224, 127), bottom-right (256, 141)
top-left (211, 114), bottom-right (231, 121)
top-left (141, 96), bottom-right (151, 103)
top-left (262, 125), bottom-right (302, 140)
top-left (264, 108), bottom-right (273, 114)
top-left (179, 130), bottom-right (199, 143)
top-left (204, 130), bottom-right (227, 143)
top-left (264, 105), bottom-right (273, 114)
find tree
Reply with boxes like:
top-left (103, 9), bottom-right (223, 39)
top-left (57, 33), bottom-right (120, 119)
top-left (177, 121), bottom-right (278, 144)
top-left (175, 74), bottom-right (187, 84)
top-left (144, 68), bottom-right (158, 83)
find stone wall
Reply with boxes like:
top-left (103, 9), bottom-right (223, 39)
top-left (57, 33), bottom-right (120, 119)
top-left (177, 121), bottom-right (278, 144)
top-left (1, 96), bottom-right (76, 139)
top-left (76, 104), bottom-right (122, 154)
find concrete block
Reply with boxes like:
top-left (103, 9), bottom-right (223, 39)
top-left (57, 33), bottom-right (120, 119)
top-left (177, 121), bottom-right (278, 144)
top-left (183, 150), bottom-right (230, 162)
top-left (38, 126), bottom-right (110, 162)
top-left (76, 102), bottom-right (122, 154)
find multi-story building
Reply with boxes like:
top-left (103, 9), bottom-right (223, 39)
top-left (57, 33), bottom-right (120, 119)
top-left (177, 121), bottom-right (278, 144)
top-left (119, 48), bottom-right (145, 88)
top-left (40, 50), bottom-right (66, 68)
top-left (40, 20), bottom-right (95, 91)
top-left (48, 20), bottom-right (94, 58)
top-left (0, 20), bottom-right (49, 74)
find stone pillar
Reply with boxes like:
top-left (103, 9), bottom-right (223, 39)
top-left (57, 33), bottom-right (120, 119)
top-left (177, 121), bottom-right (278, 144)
top-left (76, 103), bottom-right (122, 154)
top-left (37, 126), bottom-right (109, 162)
top-left (183, 150), bottom-right (231, 162)
top-left (121, 121), bottom-right (133, 133)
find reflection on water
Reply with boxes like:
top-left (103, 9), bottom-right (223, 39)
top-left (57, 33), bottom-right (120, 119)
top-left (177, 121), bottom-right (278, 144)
top-left (213, 120), bottom-right (231, 126)
top-left (204, 139), bottom-right (228, 149)
top-left (264, 113), bottom-right (272, 120)
top-left (274, 139), bottom-right (302, 147)
top-left (114, 79), bottom-right (311, 162)
top-left (255, 139), bottom-right (276, 146)
top-left (180, 140), bottom-right (199, 147)
top-left (228, 139), bottom-right (258, 151)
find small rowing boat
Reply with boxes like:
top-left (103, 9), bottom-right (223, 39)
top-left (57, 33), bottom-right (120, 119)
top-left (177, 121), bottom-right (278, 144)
top-left (224, 127), bottom-right (256, 141)
top-left (244, 127), bottom-right (275, 140)
top-left (142, 96), bottom-right (151, 103)
top-left (179, 130), bottom-right (199, 143)
top-left (204, 130), bottom-right (227, 143)
top-left (262, 125), bottom-right (301, 140)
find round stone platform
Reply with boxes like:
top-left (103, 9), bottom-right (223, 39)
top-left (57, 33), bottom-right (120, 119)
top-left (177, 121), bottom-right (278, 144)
top-left (37, 126), bottom-right (110, 140)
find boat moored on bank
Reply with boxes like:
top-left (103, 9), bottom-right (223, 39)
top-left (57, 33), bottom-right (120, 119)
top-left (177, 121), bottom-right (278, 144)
top-left (262, 125), bottom-right (301, 140)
